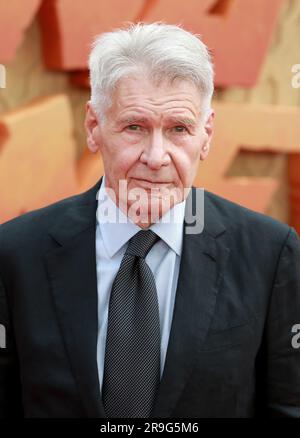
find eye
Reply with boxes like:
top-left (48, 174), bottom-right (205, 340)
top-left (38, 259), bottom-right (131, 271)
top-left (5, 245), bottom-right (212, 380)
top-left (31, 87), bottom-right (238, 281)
top-left (172, 125), bottom-right (188, 133)
top-left (126, 124), bottom-right (142, 131)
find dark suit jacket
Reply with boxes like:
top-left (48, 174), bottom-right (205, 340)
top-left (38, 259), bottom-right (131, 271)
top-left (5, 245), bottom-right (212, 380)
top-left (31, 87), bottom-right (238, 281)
top-left (0, 177), bottom-right (300, 418)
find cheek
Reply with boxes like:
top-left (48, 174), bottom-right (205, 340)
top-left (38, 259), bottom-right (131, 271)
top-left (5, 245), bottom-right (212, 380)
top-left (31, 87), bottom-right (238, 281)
top-left (103, 136), bottom-right (142, 176)
top-left (172, 140), bottom-right (201, 183)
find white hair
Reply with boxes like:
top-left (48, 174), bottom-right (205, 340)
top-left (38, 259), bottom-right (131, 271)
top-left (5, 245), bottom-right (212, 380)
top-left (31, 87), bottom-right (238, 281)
top-left (88, 21), bottom-right (214, 123)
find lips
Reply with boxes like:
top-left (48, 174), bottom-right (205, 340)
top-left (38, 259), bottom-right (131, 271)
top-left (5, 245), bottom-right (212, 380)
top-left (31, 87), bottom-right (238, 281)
top-left (132, 178), bottom-right (170, 187)
top-left (133, 178), bottom-right (169, 184)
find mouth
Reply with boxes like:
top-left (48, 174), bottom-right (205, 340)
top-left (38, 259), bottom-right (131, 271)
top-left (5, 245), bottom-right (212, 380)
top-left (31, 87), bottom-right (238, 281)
top-left (132, 178), bottom-right (171, 188)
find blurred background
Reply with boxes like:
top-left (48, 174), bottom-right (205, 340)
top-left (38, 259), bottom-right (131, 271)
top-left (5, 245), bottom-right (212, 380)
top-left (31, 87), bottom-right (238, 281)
top-left (0, 0), bottom-right (299, 233)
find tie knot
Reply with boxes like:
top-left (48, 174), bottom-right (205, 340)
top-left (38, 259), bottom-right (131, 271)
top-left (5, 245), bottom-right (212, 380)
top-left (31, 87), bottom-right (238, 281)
top-left (125, 229), bottom-right (160, 259)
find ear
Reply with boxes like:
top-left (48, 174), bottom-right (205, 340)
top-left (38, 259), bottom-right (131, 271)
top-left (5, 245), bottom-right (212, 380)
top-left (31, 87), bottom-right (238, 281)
top-left (200, 109), bottom-right (215, 161)
top-left (84, 101), bottom-right (101, 153)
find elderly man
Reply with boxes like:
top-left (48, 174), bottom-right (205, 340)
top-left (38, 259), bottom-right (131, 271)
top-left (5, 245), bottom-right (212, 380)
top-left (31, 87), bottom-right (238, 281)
top-left (0, 22), bottom-right (300, 419)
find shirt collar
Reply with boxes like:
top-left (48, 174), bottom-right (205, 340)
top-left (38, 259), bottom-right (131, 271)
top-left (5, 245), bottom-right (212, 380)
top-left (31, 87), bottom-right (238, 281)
top-left (96, 174), bottom-right (186, 258)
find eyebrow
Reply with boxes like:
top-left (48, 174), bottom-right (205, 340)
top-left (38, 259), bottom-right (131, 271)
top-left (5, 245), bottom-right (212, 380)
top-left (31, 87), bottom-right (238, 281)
top-left (116, 115), bottom-right (197, 127)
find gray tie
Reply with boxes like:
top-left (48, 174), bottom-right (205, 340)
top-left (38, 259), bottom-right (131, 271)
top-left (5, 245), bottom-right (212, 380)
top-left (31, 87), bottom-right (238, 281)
top-left (102, 229), bottom-right (161, 418)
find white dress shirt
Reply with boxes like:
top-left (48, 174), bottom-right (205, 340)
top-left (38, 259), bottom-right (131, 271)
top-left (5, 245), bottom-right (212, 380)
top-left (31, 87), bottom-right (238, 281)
top-left (95, 175), bottom-right (186, 392)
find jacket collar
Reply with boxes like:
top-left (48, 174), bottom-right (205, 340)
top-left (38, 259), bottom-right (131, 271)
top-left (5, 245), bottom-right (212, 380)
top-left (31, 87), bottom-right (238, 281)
top-left (45, 176), bottom-right (229, 417)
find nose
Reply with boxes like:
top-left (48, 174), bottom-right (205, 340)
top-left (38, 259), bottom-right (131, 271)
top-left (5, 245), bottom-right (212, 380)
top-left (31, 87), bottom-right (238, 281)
top-left (140, 129), bottom-right (171, 170)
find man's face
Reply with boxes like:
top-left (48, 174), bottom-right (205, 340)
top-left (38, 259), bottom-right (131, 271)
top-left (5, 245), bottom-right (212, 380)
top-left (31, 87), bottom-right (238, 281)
top-left (85, 75), bottom-right (214, 227)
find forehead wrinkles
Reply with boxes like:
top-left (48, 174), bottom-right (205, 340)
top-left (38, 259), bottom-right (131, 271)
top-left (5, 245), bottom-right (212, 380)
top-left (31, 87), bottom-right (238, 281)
top-left (118, 93), bottom-right (200, 118)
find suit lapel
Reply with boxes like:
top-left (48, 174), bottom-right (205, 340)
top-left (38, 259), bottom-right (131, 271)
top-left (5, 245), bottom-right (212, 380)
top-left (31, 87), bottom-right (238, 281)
top-left (44, 178), bottom-right (106, 417)
top-left (44, 180), bottom-right (230, 419)
top-left (150, 187), bottom-right (230, 417)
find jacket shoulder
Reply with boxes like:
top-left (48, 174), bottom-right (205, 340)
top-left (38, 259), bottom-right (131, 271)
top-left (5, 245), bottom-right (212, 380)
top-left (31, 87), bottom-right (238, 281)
top-left (0, 183), bottom-right (99, 250)
top-left (204, 190), bottom-right (292, 244)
